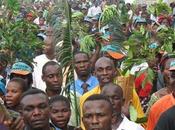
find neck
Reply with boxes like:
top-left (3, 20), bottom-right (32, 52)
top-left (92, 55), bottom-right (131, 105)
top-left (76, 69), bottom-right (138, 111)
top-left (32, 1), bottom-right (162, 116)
top-left (46, 88), bottom-right (61, 97)
top-left (166, 87), bottom-right (173, 93)
top-left (112, 114), bottom-right (123, 130)
top-left (26, 124), bottom-right (50, 130)
top-left (46, 53), bottom-right (55, 60)
top-left (78, 74), bottom-right (90, 82)
top-left (54, 125), bottom-right (68, 130)
top-left (62, 126), bottom-right (68, 130)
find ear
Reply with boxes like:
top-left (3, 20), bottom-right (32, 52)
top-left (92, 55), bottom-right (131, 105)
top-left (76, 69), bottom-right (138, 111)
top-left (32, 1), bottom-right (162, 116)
top-left (42, 75), bottom-right (45, 82)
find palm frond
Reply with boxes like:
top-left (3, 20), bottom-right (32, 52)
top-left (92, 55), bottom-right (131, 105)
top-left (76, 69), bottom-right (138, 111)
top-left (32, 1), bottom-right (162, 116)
top-left (53, 0), bottom-right (80, 126)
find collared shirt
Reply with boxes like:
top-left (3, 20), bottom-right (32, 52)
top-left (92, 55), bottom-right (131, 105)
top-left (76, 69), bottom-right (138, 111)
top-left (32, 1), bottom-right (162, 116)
top-left (51, 122), bottom-right (75, 130)
top-left (70, 75), bottom-right (99, 95)
top-left (117, 115), bottom-right (145, 130)
top-left (51, 122), bottom-right (61, 130)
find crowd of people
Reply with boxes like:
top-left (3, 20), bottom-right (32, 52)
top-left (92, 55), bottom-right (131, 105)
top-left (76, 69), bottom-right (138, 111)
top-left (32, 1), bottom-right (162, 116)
top-left (1, 0), bottom-right (175, 130)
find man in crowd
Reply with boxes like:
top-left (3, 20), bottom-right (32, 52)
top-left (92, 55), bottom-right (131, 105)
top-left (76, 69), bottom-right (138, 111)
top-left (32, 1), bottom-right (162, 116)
top-left (70, 52), bottom-right (99, 95)
top-left (42, 61), bottom-right (79, 127)
top-left (80, 57), bottom-right (116, 130)
top-left (49, 95), bottom-right (75, 130)
top-left (82, 94), bottom-right (113, 130)
top-left (33, 27), bottom-right (57, 91)
top-left (101, 83), bottom-right (144, 130)
top-left (80, 57), bottom-right (116, 105)
top-left (87, 1), bottom-right (102, 17)
top-left (20, 89), bottom-right (55, 130)
top-left (42, 61), bottom-right (63, 98)
top-left (0, 89), bottom-right (54, 130)
top-left (147, 60), bottom-right (175, 130)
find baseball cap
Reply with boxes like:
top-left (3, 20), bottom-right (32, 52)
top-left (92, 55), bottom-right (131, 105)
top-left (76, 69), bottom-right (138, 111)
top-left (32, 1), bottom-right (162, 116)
top-left (101, 44), bottom-right (125, 59)
top-left (169, 60), bottom-right (175, 71)
top-left (11, 62), bottom-right (32, 75)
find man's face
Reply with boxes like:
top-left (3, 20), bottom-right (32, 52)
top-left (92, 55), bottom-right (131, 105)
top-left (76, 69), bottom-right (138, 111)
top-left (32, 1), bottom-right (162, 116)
top-left (43, 36), bottom-right (54, 54)
top-left (83, 100), bottom-right (112, 130)
top-left (5, 81), bottom-right (23, 108)
top-left (102, 87), bottom-right (123, 116)
top-left (50, 101), bottom-right (71, 129)
top-left (95, 59), bottom-right (115, 86)
top-left (163, 58), bottom-right (175, 86)
top-left (21, 94), bottom-right (50, 129)
top-left (74, 53), bottom-right (90, 77)
top-left (42, 65), bottom-right (63, 91)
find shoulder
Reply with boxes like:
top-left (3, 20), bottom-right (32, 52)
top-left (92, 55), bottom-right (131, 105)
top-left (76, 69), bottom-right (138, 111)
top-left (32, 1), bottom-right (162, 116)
top-left (120, 116), bottom-right (145, 130)
top-left (80, 86), bottom-right (100, 105)
top-left (150, 94), bottom-right (172, 110)
top-left (33, 54), bottom-right (46, 61)
top-left (155, 88), bottom-right (169, 98)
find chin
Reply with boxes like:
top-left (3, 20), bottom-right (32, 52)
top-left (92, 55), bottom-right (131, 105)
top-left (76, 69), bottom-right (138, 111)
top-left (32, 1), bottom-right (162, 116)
top-left (32, 125), bottom-right (45, 129)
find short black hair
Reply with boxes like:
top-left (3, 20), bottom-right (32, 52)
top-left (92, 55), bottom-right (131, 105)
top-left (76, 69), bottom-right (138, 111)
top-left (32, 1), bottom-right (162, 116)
top-left (20, 88), bottom-right (47, 102)
top-left (8, 78), bottom-right (29, 92)
top-left (84, 94), bottom-right (113, 112)
top-left (42, 61), bottom-right (62, 75)
top-left (102, 83), bottom-right (123, 98)
top-left (73, 51), bottom-right (89, 59)
top-left (9, 73), bottom-right (33, 87)
top-left (49, 95), bottom-right (70, 108)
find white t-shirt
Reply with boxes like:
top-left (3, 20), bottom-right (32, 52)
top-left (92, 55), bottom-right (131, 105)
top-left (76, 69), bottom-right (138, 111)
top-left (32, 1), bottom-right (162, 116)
top-left (32, 54), bottom-right (57, 91)
top-left (87, 6), bottom-right (102, 17)
top-left (117, 116), bottom-right (145, 130)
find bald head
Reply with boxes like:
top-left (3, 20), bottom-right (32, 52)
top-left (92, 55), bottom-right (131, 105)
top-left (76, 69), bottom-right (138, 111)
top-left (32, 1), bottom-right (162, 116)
top-left (102, 83), bottom-right (123, 98)
top-left (95, 57), bottom-right (116, 87)
top-left (95, 57), bottom-right (115, 69)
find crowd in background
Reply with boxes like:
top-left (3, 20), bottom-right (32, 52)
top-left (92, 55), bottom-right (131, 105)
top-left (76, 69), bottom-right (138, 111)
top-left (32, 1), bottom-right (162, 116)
top-left (1, 0), bottom-right (175, 130)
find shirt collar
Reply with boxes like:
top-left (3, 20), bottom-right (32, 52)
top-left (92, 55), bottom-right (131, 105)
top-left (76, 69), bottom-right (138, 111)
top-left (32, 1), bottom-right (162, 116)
top-left (77, 75), bottom-right (94, 87)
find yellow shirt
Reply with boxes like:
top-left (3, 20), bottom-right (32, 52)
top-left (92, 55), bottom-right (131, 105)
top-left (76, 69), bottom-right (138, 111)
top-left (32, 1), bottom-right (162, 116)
top-left (80, 85), bottom-right (101, 130)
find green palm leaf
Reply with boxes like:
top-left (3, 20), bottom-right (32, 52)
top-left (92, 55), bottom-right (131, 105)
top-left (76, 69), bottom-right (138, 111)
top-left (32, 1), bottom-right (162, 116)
top-left (52, 0), bottom-right (80, 126)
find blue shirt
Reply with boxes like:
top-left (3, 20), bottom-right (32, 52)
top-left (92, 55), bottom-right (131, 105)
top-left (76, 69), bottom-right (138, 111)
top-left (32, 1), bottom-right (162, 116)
top-left (70, 75), bottom-right (99, 95)
top-left (0, 124), bottom-right (8, 130)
